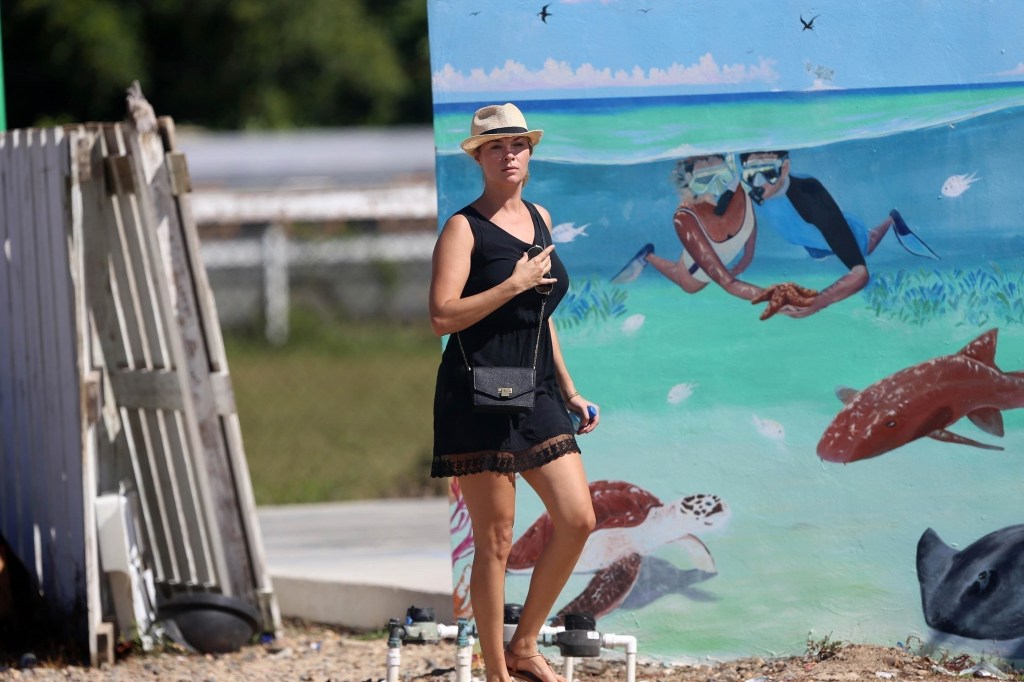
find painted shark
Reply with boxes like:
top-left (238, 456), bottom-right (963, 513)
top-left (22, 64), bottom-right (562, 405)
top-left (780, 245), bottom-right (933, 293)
top-left (817, 329), bottom-right (1022, 463)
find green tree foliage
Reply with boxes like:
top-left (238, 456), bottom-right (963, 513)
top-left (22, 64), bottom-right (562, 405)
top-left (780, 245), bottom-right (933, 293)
top-left (1, 0), bottom-right (430, 129)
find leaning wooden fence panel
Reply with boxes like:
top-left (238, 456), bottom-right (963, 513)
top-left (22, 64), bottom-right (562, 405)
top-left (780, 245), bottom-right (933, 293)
top-left (0, 128), bottom-right (89, 650)
top-left (1, 98), bottom-right (278, 665)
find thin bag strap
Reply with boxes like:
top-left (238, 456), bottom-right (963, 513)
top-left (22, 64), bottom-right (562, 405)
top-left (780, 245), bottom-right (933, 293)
top-left (456, 296), bottom-right (547, 372)
top-left (457, 202), bottom-right (549, 372)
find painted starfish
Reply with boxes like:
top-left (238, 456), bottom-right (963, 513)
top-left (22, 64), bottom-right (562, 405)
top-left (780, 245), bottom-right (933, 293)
top-left (752, 282), bottom-right (819, 320)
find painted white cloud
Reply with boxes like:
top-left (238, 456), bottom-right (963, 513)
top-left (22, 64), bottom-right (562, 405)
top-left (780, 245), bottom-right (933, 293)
top-left (807, 79), bottom-right (841, 91)
top-left (994, 62), bottom-right (1024, 76)
top-left (433, 54), bottom-right (779, 92)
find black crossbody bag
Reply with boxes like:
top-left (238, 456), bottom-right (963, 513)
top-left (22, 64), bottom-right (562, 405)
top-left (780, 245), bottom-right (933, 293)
top-left (457, 223), bottom-right (550, 414)
top-left (457, 297), bottom-right (546, 413)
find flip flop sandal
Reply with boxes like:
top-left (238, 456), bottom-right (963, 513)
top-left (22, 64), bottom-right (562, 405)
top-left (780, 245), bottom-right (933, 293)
top-left (506, 649), bottom-right (564, 682)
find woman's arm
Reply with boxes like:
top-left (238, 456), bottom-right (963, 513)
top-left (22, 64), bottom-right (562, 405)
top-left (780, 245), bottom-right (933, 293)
top-left (676, 209), bottom-right (764, 301)
top-left (533, 203), bottom-right (599, 434)
top-left (428, 213), bottom-right (556, 336)
top-left (549, 320), bottom-right (599, 434)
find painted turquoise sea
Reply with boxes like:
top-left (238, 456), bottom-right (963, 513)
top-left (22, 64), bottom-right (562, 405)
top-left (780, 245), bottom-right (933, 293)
top-left (435, 83), bottom-right (1024, 660)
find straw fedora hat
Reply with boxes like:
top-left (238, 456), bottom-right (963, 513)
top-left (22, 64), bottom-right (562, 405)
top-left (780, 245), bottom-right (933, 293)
top-left (460, 103), bottom-right (544, 156)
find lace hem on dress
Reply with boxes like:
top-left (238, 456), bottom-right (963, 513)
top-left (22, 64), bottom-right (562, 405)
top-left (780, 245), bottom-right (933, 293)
top-left (430, 433), bottom-right (580, 478)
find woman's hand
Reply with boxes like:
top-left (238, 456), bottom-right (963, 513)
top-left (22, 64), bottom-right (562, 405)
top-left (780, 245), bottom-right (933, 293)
top-left (567, 393), bottom-right (600, 435)
top-left (510, 245), bottom-right (557, 293)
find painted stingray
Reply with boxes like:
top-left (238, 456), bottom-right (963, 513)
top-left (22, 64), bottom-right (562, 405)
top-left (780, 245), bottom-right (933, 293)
top-left (506, 480), bottom-right (730, 621)
top-left (917, 525), bottom-right (1024, 641)
top-left (817, 329), bottom-right (1023, 463)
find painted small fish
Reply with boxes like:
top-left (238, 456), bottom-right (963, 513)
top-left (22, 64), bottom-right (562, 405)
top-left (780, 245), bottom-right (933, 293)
top-left (817, 329), bottom-right (1021, 463)
top-left (621, 314), bottom-right (645, 334)
top-left (752, 414), bottom-right (785, 440)
top-left (667, 383), bottom-right (697, 405)
top-left (551, 222), bottom-right (590, 243)
top-left (940, 172), bottom-right (980, 198)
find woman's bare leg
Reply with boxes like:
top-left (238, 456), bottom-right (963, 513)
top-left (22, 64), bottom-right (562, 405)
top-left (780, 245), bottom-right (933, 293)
top-left (459, 471), bottom-right (518, 682)
top-left (506, 452), bottom-right (596, 681)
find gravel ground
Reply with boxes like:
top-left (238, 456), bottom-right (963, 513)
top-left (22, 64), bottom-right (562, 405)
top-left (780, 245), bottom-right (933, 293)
top-left (1, 620), bottom-right (1021, 682)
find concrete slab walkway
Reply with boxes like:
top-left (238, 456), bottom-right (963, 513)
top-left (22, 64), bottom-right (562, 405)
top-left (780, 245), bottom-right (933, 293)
top-left (257, 498), bottom-right (456, 630)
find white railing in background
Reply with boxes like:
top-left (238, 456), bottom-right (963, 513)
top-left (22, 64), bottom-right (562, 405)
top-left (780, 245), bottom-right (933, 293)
top-left (199, 225), bottom-right (438, 345)
top-left (190, 182), bottom-right (437, 224)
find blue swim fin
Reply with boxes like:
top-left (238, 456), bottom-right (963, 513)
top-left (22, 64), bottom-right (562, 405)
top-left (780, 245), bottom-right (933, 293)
top-left (610, 243), bottom-right (654, 283)
top-left (890, 209), bottom-right (940, 260)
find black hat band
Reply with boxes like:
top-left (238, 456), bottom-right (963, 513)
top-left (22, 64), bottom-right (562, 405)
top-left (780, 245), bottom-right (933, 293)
top-left (478, 126), bottom-right (529, 136)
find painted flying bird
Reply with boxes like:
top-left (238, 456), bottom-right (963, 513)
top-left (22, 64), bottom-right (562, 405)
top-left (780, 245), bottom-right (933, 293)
top-left (800, 14), bottom-right (820, 31)
top-left (538, 3), bottom-right (552, 23)
top-left (469, 10), bottom-right (480, 15)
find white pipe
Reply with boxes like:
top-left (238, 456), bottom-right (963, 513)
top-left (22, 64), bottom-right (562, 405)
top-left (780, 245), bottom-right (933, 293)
top-left (537, 624), bottom-right (565, 646)
top-left (385, 645), bottom-right (401, 682)
top-left (601, 633), bottom-right (638, 682)
top-left (436, 624), bottom-right (459, 639)
top-left (385, 620), bottom-right (404, 682)
top-left (455, 644), bottom-right (473, 682)
top-left (564, 656), bottom-right (575, 682)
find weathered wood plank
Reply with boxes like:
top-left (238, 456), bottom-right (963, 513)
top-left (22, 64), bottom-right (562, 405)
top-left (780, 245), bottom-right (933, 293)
top-left (27, 128), bottom-right (59, 604)
top-left (0, 131), bottom-right (12, 538)
top-left (126, 119), bottom-right (249, 596)
top-left (44, 127), bottom-right (86, 621)
top-left (160, 410), bottom-right (213, 586)
top-left (67, 127), bottom-right (107, 666)
top-left (111, 122), bottom-right (217, 588)
top-left (80, 129), bottom-right (178, 584)
top-left (159, 118), bottom-right (275, 622)
top-left (9, 129), bottom-right (35, 570)
top-left (102, 125), bottom-right (162, 366)
top-left (105, 124), bottom-right (215, 587)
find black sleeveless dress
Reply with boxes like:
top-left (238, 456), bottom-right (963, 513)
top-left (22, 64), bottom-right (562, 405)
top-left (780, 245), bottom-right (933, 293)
top-left (431, 201), bottom-right (579, 478)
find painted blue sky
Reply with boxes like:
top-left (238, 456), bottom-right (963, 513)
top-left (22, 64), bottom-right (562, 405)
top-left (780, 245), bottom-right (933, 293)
top-left (428, 0), bottom-right (1024, 102)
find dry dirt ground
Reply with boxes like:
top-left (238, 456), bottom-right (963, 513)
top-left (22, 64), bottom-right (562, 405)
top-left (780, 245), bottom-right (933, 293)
top-left (1, 620), bottom-right (1021, 682)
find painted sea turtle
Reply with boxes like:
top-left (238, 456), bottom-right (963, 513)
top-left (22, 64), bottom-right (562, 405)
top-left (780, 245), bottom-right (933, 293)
top-left (507, 479), bottom-right (731, 621)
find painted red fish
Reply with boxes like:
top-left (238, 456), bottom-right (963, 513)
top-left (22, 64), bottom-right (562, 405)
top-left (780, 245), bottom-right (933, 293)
top-left (817, 329), bottom-right (1022, 463)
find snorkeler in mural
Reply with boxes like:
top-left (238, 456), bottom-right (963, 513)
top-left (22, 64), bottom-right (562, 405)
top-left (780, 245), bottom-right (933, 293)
top-left (738, 150), bottom-right (939, 318)
top-left (611, 154), bottom-right (770, 302)
top-left (612, 154), bottom-right (833, 320)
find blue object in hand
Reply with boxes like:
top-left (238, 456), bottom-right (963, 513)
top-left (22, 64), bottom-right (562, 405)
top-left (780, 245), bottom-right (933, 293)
top-left (569, 405), bottom-right (599, 430)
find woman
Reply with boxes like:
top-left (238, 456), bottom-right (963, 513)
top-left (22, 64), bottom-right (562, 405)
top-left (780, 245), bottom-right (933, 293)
top-left (429, 103), bottom-right (599, 682)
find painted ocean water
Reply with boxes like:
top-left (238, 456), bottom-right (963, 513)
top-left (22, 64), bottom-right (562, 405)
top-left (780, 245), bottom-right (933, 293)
top-left (435, 83), bottom-right (1024, 660)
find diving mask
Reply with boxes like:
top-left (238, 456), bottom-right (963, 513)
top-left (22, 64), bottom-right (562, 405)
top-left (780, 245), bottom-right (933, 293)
top-left (685, 162), bottom-right (737, 203)
top-left (740, 158), bottom-right (785, 204)
top-left (740, 158), bottom-right (784, 189)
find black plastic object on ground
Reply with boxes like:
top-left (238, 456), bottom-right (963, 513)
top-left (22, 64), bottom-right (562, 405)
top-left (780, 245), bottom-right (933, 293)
top-left (503, 603), bottom-right (523, 624)
top-left (157, 592), bottom-right (261, 654)
top-left (556, 612), bottom-right (601, 657)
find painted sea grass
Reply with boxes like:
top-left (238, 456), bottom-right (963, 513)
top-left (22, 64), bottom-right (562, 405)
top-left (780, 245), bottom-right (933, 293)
top-left (864, 265), bottom-right (1024, 326)
top-left (554, 278), bottom-right (629, 329)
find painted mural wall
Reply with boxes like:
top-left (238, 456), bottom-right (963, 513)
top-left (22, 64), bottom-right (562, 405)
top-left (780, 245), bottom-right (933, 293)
top-left (427, 0), bottom-right (1024, 662)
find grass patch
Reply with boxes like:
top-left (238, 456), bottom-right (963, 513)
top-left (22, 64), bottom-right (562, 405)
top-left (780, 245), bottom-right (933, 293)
top-left (224, 308), bottom-right (446, 504)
